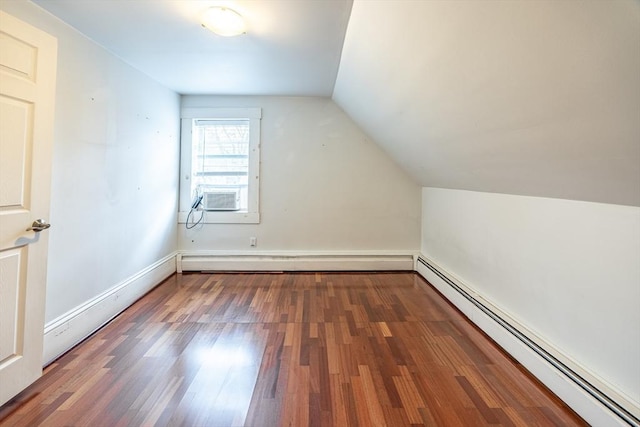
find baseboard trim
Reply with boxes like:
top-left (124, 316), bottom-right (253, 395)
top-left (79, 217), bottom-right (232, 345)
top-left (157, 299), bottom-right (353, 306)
top-left (43, 253), bottom-right (177, 365)
top-left (415, 255), bottom-right (639, 427)
top-left (177, 251), bottom-right (415, 272)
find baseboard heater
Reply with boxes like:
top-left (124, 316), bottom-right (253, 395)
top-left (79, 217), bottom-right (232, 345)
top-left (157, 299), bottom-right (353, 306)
top-left (178, 253), bottom-right (415, 273)
top-left (416, 256), bottom-right (639, 427)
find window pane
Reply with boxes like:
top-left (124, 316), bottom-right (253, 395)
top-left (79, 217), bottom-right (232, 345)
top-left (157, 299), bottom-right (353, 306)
top-left (192, 119), bottom-right (250, 210)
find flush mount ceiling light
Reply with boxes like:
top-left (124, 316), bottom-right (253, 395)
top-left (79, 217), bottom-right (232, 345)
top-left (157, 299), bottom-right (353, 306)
top-left (201, 7), bottom-right (246, 37)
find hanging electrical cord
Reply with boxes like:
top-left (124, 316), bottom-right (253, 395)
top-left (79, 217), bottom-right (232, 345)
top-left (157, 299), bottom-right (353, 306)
top-left (185, 208), bottom-right (204, 229)
top-left (185, 194), bottom-right (204, 229)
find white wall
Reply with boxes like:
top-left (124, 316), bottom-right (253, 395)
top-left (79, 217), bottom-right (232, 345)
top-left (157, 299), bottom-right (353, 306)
top-left (0, 2), bottom-right (180, 324)
top-left (179, 96), bottom-right (420, 253)
top-left (421, 187), bottom-right (640, 412)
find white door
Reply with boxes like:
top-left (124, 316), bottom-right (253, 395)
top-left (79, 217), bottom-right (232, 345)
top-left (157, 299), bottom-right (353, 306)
top-left (0, 10), bottom-right (57, 406)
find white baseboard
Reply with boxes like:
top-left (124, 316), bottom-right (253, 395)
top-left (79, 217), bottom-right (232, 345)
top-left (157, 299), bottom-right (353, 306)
top-left (178, 251), bottom-right (415, 272)
top-left (43, 253), bottom-right (177, 365)
top-left (415, 255), bottom-right (639, 427)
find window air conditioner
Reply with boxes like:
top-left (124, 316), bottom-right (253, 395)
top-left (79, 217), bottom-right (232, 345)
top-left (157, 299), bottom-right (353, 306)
top-left (202, 191), bottom-right (240, 211)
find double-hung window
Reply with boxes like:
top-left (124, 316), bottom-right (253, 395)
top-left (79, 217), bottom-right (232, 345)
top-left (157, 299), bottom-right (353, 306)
top-left (179, 108), bottom-right (261, 223)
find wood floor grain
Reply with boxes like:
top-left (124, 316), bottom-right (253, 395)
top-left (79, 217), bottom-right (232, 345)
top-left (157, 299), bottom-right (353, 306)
top-left (0, 272), bottom-right (586, 426)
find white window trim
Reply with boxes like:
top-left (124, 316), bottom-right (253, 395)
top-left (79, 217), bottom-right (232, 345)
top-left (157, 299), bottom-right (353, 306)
top-left (179, 107), bottom-right (261, 224)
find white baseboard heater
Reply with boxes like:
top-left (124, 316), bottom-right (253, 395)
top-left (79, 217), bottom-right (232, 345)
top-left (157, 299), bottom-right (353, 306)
top-left (177, 253), bottom-right (415, 273)
top-left (416, 256), bottom-right (639, 427)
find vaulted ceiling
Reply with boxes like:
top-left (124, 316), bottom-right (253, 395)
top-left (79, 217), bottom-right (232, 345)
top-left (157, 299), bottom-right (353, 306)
top-left (33, 0), bottom-right (640, 206)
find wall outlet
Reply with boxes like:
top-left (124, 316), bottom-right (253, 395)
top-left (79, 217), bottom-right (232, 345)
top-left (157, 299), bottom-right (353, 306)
top-left (249, 237), bottom-right (257, 247)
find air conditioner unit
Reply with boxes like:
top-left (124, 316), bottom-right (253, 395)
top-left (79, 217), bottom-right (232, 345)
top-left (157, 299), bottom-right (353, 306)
top-left (202, 191), bottom-right (240, 211)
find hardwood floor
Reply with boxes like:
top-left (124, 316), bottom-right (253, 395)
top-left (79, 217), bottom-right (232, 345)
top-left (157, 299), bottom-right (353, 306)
top-left (0, 272), bottom-right (586, 426)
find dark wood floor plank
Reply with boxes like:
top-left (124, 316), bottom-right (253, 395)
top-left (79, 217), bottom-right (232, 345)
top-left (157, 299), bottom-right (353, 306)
top-left (0, 272), bottom-right (587, 426)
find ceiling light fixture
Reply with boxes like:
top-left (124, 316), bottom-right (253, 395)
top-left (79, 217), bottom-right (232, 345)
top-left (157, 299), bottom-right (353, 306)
top-left (201, 7), bottom-right (246, 37)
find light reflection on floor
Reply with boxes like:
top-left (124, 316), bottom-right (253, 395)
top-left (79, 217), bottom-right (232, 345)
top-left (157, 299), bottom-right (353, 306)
top-left (181, 332), bottom-right (264, 425)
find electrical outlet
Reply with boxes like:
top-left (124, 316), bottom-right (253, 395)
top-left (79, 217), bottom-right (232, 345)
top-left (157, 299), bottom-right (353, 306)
top-left (250, 237), bottom-right (257, 247)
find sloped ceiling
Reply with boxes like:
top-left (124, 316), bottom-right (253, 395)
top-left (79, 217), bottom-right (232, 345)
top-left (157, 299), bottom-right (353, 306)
top-left (333, 0), bottom-right (640, 206)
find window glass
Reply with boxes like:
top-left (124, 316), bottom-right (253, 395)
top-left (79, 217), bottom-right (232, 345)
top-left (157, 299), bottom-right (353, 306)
top-left (192, 120), bottom-right (250, 211)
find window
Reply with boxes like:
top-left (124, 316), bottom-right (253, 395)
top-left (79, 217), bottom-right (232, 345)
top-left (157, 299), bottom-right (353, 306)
top-left (192, 119), bottom-right (250, 210)
top-left (179, 108), bottom-right (261, 224)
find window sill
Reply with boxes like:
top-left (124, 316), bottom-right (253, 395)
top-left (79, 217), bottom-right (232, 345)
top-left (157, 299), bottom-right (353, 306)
top-left (178, 210), bottom-right (260, 224)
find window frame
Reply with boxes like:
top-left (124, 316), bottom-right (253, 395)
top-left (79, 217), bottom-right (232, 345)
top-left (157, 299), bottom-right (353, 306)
top-left (178, 107), bottom-right (261, 224)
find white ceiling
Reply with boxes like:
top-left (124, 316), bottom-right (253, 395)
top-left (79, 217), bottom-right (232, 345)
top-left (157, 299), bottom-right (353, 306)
top-left (34, 0), bottom-right (353, 95)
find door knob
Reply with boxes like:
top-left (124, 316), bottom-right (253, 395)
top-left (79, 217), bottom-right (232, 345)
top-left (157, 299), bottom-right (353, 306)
top-left (26, 219), bottom-right (51, 232)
